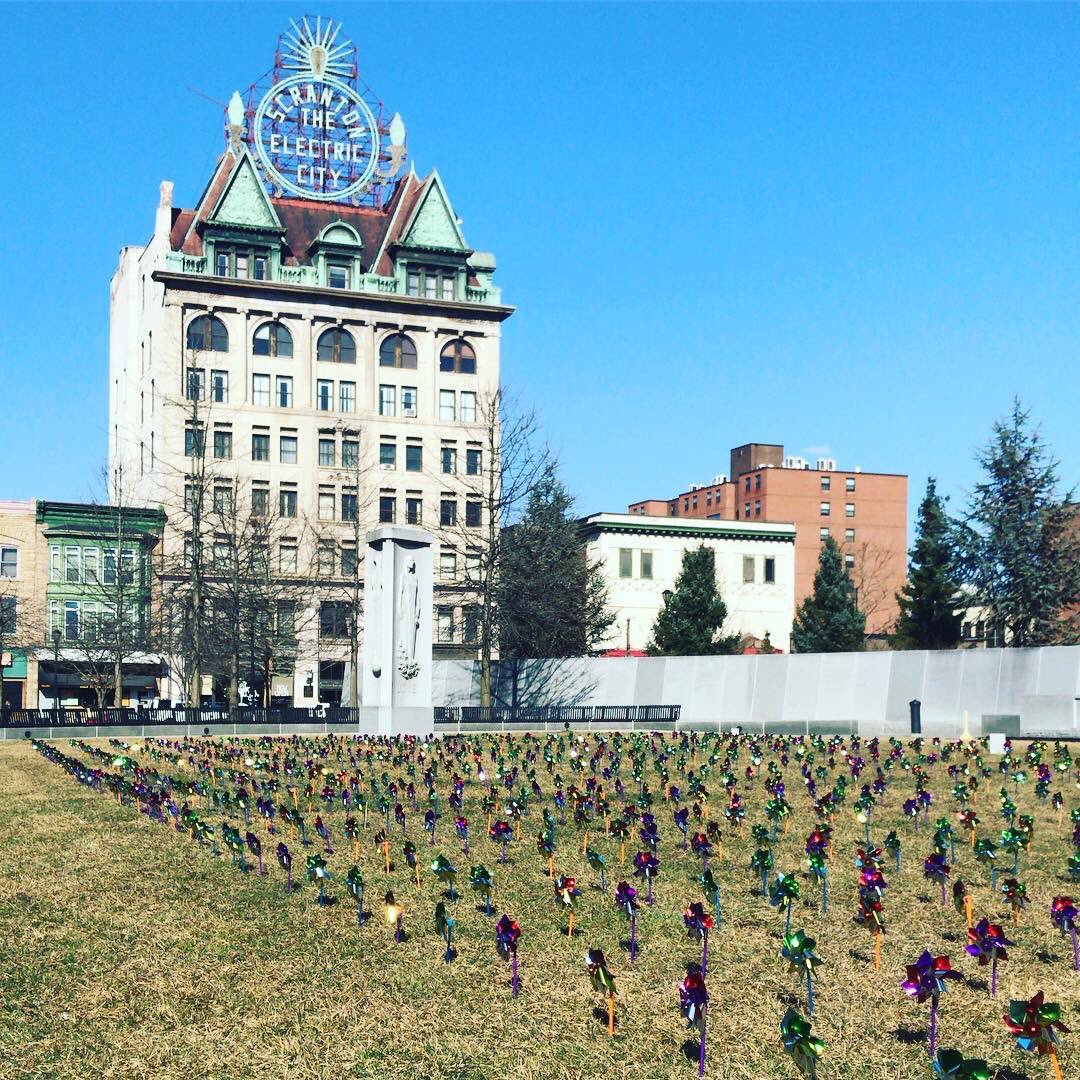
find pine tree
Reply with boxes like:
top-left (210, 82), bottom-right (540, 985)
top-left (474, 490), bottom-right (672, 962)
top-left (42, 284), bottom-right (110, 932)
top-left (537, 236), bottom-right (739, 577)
top-left (791, 536), bottom-right (866, 653)
top-left (893, 478), bottom-right (964, 649)
top-left (497, 465), bottom-right (614, 659)
top-left (960, 399), bottom-right (1080, 646)
top-left (647, 546), bottom-right (741, 656)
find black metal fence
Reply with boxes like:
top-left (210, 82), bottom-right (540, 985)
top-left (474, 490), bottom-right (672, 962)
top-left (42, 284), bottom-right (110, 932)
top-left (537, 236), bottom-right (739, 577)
top-left (435, 705), bottom-right (681, 730)
top-left (0, 706), bottom-right (361, 729)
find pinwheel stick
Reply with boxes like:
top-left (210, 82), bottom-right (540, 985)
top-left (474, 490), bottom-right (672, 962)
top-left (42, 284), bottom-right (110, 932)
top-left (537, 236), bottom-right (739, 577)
top-left (414, 863), bottom-right (421, 889)
top-left (630, 914), bottom-right (637, 961)
top-left (874, 928), bottom-right (882, 972)
top-left (963, 896), bottom-right (972, 929)
top-left (568, 911), bottom-right (575, 938)
top-left (698, 1007), bottom-right (707, 1078)
top-left (607, 989), bottom-right (615, 1036)
top-left (928, 993), bottom-right (938, 1060)
top-left (512, 952), bottom-right (519, 996)
top-left (1072, 924), bottom-right (1079, 971)
top-left (383, 841), bottom-right (391, 875)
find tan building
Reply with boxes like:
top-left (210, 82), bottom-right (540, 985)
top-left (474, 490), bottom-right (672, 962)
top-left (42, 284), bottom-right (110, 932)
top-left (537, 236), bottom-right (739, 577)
top-left (630, 443), bottom-right (908, 639)
top-left (0, 500), bottom-right (43, 708)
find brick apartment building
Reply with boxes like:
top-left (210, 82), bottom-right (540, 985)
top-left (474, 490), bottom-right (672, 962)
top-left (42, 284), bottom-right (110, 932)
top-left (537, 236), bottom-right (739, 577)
top-left (630, 443), bottom-right (908, 638)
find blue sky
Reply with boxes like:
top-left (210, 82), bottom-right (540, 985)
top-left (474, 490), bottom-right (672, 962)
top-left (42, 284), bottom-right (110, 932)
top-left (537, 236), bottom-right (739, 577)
top-left (2, 3), bottom-right (1078, 524)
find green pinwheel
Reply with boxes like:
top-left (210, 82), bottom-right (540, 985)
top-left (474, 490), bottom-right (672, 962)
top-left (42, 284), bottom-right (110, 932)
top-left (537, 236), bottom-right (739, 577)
top-left (750, 847), bottom-right (774, 897)
top-left (770, 872), bottom-right (801, 934)
top-left (780, 1008), bottom-right (824, 1079)
top-left (431, 853), bottom-right (459, 900)
top-left (586, 846), bottom-right (607, 895)
top-left (1004, 991), bottom-right (1069, 1073)
top-left (933, 1049), bottom-right (991, 1078)
top-left (700, 868), bottom-right (721, 926)
top-left (781, 929), bottom-right (822, 1014)
top-left (470, 864), bottom-right (494, 916)
top-left (305, 854), bottom-right (331, 905)
top-left (434, 900), bottom-right (456, 963)
top-left (974, 838), bottom-right (998, 890)
top-left (585, 948), bottom-right (617, 1035)
top-left (346, 866), bottom-right (365, 926)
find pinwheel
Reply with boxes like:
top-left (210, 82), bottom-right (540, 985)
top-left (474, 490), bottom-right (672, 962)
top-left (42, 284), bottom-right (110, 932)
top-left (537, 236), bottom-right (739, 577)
top-left (958, 808), bottom-right (979, 847)
top-left (315, 814), bottom-right (333, 854)
top-left (700, 868), bottom-right (721, 927)
top-left (495, 914), bottom-right (521, 995)
top-left (305, 854), bottom-right (331, 905)
top-left (1050, 896), bottom-right (1079, 971)
top-left (1001, 878), bottom-right (1027, 926)
top-left (346, 866), bottom-right (365, 926)
top-left (424, 808), bottom-right (438, 846)
top-left (781, 929), bottom-right (822, 1013)
top-left (222, 824), bottom-right (247, 871)
top-left (585, 948), bottom-right (617, 1035)
top-left (952, 879), bottom-right (973, 928)
top-left (455, 815), bottom-right (470, 854)
top-left (684, 901), bottom-right (714, 977)
top-left (632, 850), bottom-right (660, 905)
top-left (586, 846), bottom-right (607, 895)
top-left (807, 852), bottom-right (828, 913)
top-left (434, 901), bottom-right (456, 963)
top-left (690, 832), bottom-right (712, 872)
top-left (780, 1008), bottom-right (824, 1079)
top-left (471, 864), bottom-right (494, 916)
top-left (245, 831), bottom-right (264, 876)
top-left (537, 828), bottom-right (556, 878)
top-left (765, 796), bottom-right (790, 840)
top-left (933, 818), bottom-right (956, 863)
top-left (805, 827), bottom-right (830, 860)
top-left (854, 846), bottom-right (884, 873)
top-left (615, 881), bottom-right (640, 960)
top-left (384, 890), bottom-right (404, 942)
top-left (489, 819), bottom-right (512, 863)
top-left (431, 853), bottom-right (459, 900)
top-left (966, 918), bottom-right (1012, 997)
top-left (933, 1049), bottom-right (991, 1078)
top-left (375, 829), bottom-right (391, 874)
top-left (999, 826), bottom-right (1028, 875)
top-left (679, 969), bottom-right (709, 1077)
top-left (770, 873), bottom-right (801, 935)
top-left (554, 875), bottom-right (582, 937)
top-left (674, 807), bottom-right (690, 849)
top-left (1004, 991), bottom-right (1069, 1080)
top-left (903, 797), bottom-right (921, 829)
top-left (900, 951), bottom-right (961, 1059)
top-left (276, 841), bottom-right (293, 894)
top-left (394, 802), bottom-right (406, 834)
top-left (750, 847), bottom-right (774, 897)
top-left (608, 818), bottom-right (630, 864)
top-left (1069, 852), bottom-right (1080, 884)
top-left (924, 853), bottom-right (951, 905)
top-left (884, 829), bottom-right (901, 873)
top-left (974, 838), bottom-right (998, 890)
top-left (343, 816), bottom-right (360, 860)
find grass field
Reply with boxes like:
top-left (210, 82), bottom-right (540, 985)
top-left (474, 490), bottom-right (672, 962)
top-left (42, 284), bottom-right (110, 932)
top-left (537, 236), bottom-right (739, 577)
top-left (0, 734), bottom-right (1077, 1080)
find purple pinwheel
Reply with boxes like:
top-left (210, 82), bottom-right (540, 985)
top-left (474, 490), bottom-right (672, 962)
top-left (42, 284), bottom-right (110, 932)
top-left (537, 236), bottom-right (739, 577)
top-left (424, 808), bottom-right (438, 845)
top-left (245, 831), bottom-right (264, 876)
top-left (674, 807), bottom-right (690, 848)
top-left (965, 918), bottom-right (1013, 996)
top-left (632, 850), bottom-right (660, 905)
top-left (690, 832), bottom-right (712, 872)
top-left (679, 970), bottom-right (710, 1077)
top-left (684, 901), bottom-right (715, 977)
top-left (924, 853), bottom-right (951, 905)
top-left (615, 880), bottom-right (639, 959)
top-left (901, 950), bottom-right (962, 1059)
top-left (1050, 896), bottom-right (1078, 971)
top-left (276, 841), bottom-right (293, 894)
top-left (455, 815), bottom-right (470, 854)
top-left (495, 914), bottom-right (522, 995)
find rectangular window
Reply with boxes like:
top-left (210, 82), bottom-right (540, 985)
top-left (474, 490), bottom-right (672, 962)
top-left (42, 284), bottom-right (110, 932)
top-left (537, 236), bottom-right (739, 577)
top-left (216, 252), bottom-right (228, 276)
top-left (341, 546), bottom-right (358, 577)
top-left (252, 373), bottom-right (270, 407)
top-left (103, 548), bottom-right (117, 586)
top-left (465, 500), bottom-right (481, 528)
top-left (318, 492), bottom-right (335, 521)
top-left (211, 370), bottom-right (228, 403)
top-left (65, 546), bottom-right (81, 584)
top-left (254, 256), bottom-right (267, 281)
top-left (235, 253), bottom-right (249, 279)
top-left (279, 435), bottom-right (298, 464)
top-left (438, 607), bottom-right (455, 643)
top-left (744, 502), bottom-right (751, 517)
top-left (844, 553), bottom-right (855, 570)
top-left (406, 444), bottom-right (422, 472)
top-left (380, 443), bottom-right (396, 470)
top-left (846, 477), bottom-right (856, 492)
top-left (401, 386), bottom-right (417, 418)
top-left (339, 381), bottom-right (355, 412)
top-left (50, 545), bottom-right (61, 583)
top-left (379, 495), bottom-right (396, 524)
top-left (440, 551), bottom-right (457, 580)
top-left (844, 528), bottom-right (855, 542)
top-left (820, 475), bottom-right (831, 491)
top-left (742, 556), bottom-right (755, 584)
top-left (845, 503), bottom-right (855, 518)
top-left (407, 270), bottom-right (420, 296)
top-left (441, 275), bottom-right (454, 300)
top-left (0, 547), bottom-right (16, 578)
top-left (186, 367), bottom-right (205, 401)
top-left (83, 547), bottom-right (99, 584)
top-left (463, 606), bottom-right (480, 644)
top-left (754, 499), bottom-right (761, 516)
top-left (618, 548), bottom-right (632, 578)
top-left (441, 446), bottom-right (457, 474)
top-left (318, 438), bottom-right (336, 467)
top-left (744, 476), bottom-right (751, 493)
top-left (379, 385), bottom-right (396, 416)
top-left (213, 486), bottom-right (233, 514)
top-left (317, 542), bottom-right (336, 576)
top-left (328, 264), bottom-right (350, 289)
top-left (640, 551), bottom-right (653, 579)
top-left (64, 600), bottom-right (79, 642)
top-left (820, 501), bottom-right (830, 516)
top-left (279, 489), bottom-right (297, 518)
top-left (439, 390), bottom-right (455, 421)
top-left (276, 376), bottom-right (293, 408)
top-left (252, 432), bottom-right (270, 461)
top-left (440, 498), bottom-right (457, 527)
top-left (341, 493), bottom-right (358, 521)
top-left (279, 544), bottom-right (298, 573)
top-left (213, 430), bottom-right (233, 459)
top-left (342, 439), bottom-right (359, 468)
top-left (320, 602), bottom-right (350, 639)
top-left (755, 474), bottom-right (761, 491)
top-left (466, 448), bottom-right (482, 475)
top-left (406, 497), bottom-right (422, 525)
top-left (0, 596), bottom-right (15, 636)
top-left (764, 557), bottom-right (776, 584)
top-left (460, 391), bottom-right (476, 422)
top-left (465, 551), bottom-right (481, 581)
top-left (820, 527), bottom-right (830, 540)
top-left (316, 380), bottom-right (333, 411)
top-left (251, 487), bottom-right (269, 517)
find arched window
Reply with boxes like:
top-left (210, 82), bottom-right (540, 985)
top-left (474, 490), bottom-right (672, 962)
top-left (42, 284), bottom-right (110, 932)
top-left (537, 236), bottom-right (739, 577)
top-left (186, 315), bottom-right (228, 353)
top-left (439, 338), bottom-right (476, 374)
top-left (253, 321), bottom-right (293, 358)
top-left (317, 327), bottom-right (356, 364)
top-left (379, 333), bottom-right (418, 369)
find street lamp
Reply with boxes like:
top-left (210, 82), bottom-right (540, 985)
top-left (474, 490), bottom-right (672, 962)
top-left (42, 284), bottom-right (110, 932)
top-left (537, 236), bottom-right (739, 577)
top-left (51, 628), bottom-right (61, 721)
top-left (662, 589), bottom-right (673, 606)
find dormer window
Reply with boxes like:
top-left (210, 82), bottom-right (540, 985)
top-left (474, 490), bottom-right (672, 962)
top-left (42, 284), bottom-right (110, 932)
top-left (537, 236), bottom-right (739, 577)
top-left (215, 247), bottom-right (270, 280)
top-left (407, 266), bottom-right (455, 300)
top-left (328, 263), bottom-right (350, 290)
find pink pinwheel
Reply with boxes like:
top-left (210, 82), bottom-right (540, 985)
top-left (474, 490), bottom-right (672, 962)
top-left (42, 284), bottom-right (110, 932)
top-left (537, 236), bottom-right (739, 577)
top-left (901, 950), bottom-right (961, 1059)
top-left (684, 901), bottom-right (715, 977)
top-left (680, 970), bottom-right (709, 1077)
top-left (965, 918), bottom-right (1012, 996)
top-left (633, 850), bottom-right (660, 905)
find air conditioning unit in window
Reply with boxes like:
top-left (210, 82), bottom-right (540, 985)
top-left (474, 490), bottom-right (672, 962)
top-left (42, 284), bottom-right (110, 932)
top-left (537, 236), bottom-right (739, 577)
top-left (816, 458), bottom-right (836, 472)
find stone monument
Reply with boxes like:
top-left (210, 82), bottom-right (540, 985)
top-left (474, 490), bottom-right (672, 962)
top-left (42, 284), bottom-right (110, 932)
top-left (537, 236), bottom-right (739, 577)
top-left (362, 525), bottom-right (434, 735)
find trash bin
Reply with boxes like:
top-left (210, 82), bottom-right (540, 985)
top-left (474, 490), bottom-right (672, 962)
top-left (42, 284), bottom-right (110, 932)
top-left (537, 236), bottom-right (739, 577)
top-left (909, 699), bottom-right (922, 735)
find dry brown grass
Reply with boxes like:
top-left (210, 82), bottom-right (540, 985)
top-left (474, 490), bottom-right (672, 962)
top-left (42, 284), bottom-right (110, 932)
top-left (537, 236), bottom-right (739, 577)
top-left (0, 736), bottom-right (1076, 1080)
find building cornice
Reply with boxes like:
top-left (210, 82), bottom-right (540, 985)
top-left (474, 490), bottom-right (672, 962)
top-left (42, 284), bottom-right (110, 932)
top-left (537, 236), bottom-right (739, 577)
top-left (152, 270), bottom-right (515, 322)
top-left (580, 515), bottom-right (797, 544)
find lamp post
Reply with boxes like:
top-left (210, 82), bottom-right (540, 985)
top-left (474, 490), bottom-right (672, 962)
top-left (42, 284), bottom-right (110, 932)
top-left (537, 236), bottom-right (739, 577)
top-left (662, 589), bottom-right (673, 607)
top-left (51, 628), bottom-right (61, 722)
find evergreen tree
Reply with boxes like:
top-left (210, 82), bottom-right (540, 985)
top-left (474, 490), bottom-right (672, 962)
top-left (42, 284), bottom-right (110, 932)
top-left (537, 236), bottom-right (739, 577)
top-left (647, 546), bottom-right (741, 656)
top-left (893, 478), bottom-right (964, 649)
top-left (959, 399), bottom-right (1080, 646)
top-left (497, 465), bottom-right (614, 658)
top-left (791, 536), bottom-right (866, 653)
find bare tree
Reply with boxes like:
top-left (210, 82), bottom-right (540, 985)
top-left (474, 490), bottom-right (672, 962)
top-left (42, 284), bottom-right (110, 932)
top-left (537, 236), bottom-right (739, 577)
top-left (431, 388), bottom-right (549, 707)
top-left (849, 539), bottom-right (899, 639)
top-left (0, 576), bottom-right (44, 711)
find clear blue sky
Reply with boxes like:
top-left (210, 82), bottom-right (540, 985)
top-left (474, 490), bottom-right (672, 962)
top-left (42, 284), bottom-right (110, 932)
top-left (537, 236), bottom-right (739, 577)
top-left (2, 3), bottom-right (1078, 524)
